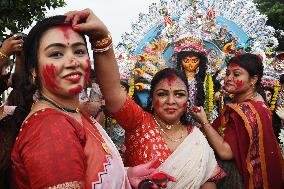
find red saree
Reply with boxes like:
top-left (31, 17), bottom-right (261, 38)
top-left (212, 100), bottom-right (284, 189)
top-left (11, 108), bottom-right (131, 189)
top-left (111, 97), bottom-right (225, 187)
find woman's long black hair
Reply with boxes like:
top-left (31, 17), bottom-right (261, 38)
top-left (145, 68), bottom-right (190, 125)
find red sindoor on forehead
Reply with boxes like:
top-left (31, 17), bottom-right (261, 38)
top-left (84, 59), bottom-right (91, 86)
top-left (57, 25), bottom-right (71, 40)
top-left (42, 64), bottom-right (59, 90)
top-left (228, 63), bottom-right (241, 69)
top-left (167, 74), bottom-right (177, 86)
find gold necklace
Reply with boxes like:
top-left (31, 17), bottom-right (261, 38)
top-left (84, 125), bottom-right (112, 156)
top-left (154, 115), bottom-right (181, 130)
top-left (154, 117), bottom-right (184, 142)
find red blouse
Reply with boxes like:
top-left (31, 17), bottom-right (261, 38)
top-left (11, 108), bottom-right (126, 189)
top-left (12, 109), bottom-right (86, 188)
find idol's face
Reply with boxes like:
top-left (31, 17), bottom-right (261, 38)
top-left (38, 26), bottom-right (91, 98)
top-left (182, 55), bottom-right (200, 73)
top-left (152, 75), bottom-right (188, 124)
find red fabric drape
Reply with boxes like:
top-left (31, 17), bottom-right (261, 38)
top-left (213, 100), bottom-right (283, 189)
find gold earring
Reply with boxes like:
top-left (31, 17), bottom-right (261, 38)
top-left (31, 69), bottom-right (36, 84)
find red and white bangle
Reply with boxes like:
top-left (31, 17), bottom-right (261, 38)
top-left (92, 42), bottom-right (113, 53)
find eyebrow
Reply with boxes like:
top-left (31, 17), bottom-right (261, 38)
top-left (155, 89), bottom-right (187, 93)
top-left (231, 69), bottom-right (242, 72)
top-left (44, 42), bottom-right (86, 51)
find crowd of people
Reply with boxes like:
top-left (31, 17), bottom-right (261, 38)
top-left (0, 8), bottom-right (283, 189)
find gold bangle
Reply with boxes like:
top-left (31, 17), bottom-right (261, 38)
top-left (202, 122), bottom-right (210, 126)
top-left (90, 33), bottom-right (112, 49)
top-left (0, 51), bottom-right (9, 60)
top-left (92, 42), bottom-right (113, 53)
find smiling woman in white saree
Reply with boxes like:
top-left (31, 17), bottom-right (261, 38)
top-left (97, 65), bottom-right (225, 188)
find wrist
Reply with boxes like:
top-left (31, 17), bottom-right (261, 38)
top-left (126, 167), bottom-right (133, 178)
top-left (201, 121), bottom-right (211, 128)
top-left (0, 50), bottom-right (10, 60)
top-left (89, 32), bottom-right (113, 53)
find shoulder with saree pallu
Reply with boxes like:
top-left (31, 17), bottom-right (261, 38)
top-left (11, 108), bottom-right (131, 189)
top-left (158, 127), bottom-right (223, 189)
top-left (216, 100), bottom-right (284, 189)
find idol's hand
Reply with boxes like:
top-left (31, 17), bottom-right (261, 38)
top-left (190, 106), bottom-right (208, 125)
top-left (276, 106), bottom-right (284, 120)
top-left (64, 8), bottom-right (109, 39)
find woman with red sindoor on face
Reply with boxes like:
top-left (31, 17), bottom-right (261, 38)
top-left (191, 53), bottom-right (284, 189)
top-left (70, 10), bottom-right (226, 189)
top-left (11, 9), bottom-right (175, 189)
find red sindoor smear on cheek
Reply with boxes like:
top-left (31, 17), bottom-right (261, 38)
top-left (42, 64), bottom-right (59, 90)
top-left (68, 85), bottom-right (83, 94)
top-left (167, 74), bottom-right (176, 86)
top-left (57, 25), bottom-right (71, 40)
top-left (235, 80), bottom-right (244, 88)
top-left (183, 102), bottom-right (187, 112)
top-left (84, 59), bottom-right (91, 86)
top-left (154, 100), bottom-right (160, 114)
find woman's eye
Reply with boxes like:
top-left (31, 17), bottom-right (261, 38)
top-left (233, 72), bottom-right (240, 77)
top-left (175, 93), bottom-right (186, 97)
top-left (75, 49), bottom-right (86, 56)
top-left (48, 51), bottom-right (63, 58)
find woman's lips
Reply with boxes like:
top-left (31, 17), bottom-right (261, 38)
top-left (64, 72), bottom-right (82, 82)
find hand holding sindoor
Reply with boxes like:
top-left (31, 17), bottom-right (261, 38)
top-left (127, 157), bottom-right (176, 189)
top-left (64, 8), bottom-right (110, 43)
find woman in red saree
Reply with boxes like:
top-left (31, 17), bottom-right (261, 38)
top-left (11, 9), bottom-right (173, 189)
top-left (192, 53), bottom-right (284, 189)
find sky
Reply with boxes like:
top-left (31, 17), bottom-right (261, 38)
top-left (43, 0), bottom-right (160, 45)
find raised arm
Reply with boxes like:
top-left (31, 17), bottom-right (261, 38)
top-left (65, 9), bottom-right (126, 113)
top-left (0, 35), bottom-right (24, 71)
